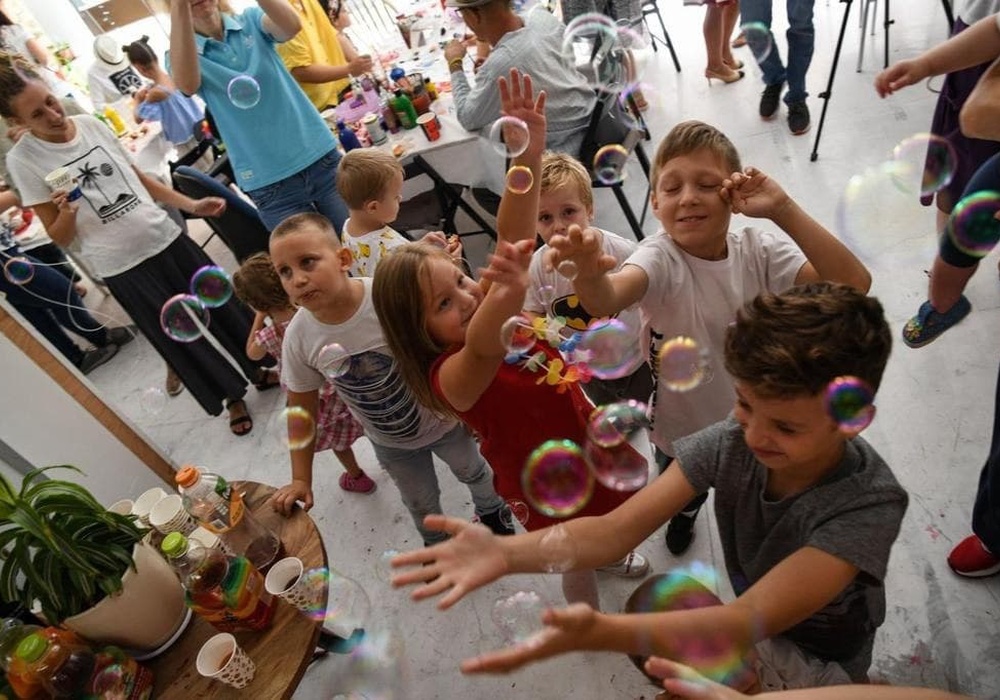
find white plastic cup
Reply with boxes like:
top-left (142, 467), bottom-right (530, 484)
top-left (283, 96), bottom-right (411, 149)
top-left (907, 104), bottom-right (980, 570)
top-left (43, 167), bottom-right (82, 201)
top-left (148, 494), bottom-right (197, 535)
top-left (131, 487), bottom-right (167, 526)
top-left (107, 499), bottom-right (134, 516)
top-left (196, 633), bottom-right (256, 689)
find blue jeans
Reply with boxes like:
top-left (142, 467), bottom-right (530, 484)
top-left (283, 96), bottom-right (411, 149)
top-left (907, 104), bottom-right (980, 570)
top-left (245, 149), bottom-right (349, 234)
top-left (371, 424), bottom-right (505, 544)
top-left (742, 0), bottom-right (816, 104)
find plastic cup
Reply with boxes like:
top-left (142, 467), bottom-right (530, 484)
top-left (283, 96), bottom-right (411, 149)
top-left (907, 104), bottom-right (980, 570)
top-left (416, 112), bottom-right (441, 142)
top-left (43, 166), bottom-right (83, 201)
top-left (149, 494), bottom-right (197, 535)
top-left (131, 487), bottom-right (167, 526)
top-left (196, 633), bottom-right (256, 689)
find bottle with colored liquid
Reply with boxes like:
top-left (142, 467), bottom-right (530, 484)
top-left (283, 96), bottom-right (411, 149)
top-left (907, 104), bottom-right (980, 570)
top-left (336, 120), bottom-right (362, 152)
top-left (102, 105), bottom-right (127, 136)
top-left (161, 532), bottom-right (276, 633)
top-left (0, 618), bottom-right (41, 674)
top-left (8, 629), bottom-right (95, 699)
top-left (423, 77), bottom-right (439, 102)
top-left (175, 465), bottom-right (281, 571)
top-left (391, 90), bottom-right (417, 130)
top-left (381, 96), bottom-right (400, 134)
top-left (87, 646), bottom-right (154, 700)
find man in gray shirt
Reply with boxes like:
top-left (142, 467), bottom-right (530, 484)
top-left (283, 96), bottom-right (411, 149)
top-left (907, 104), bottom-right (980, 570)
top-left (442, 0), bottom-right (596, 157)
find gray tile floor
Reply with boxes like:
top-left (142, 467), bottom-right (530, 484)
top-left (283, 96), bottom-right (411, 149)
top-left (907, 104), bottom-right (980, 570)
top-left (73, 1), bottom-right (1000, 696)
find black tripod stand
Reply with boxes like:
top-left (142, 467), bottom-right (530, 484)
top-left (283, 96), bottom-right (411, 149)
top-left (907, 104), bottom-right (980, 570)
top-left (810, 0), bottom-right (955, 161)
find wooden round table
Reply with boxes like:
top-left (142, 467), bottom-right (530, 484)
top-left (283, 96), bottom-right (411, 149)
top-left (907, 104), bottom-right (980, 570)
top-left (148, 482), bottom-right (325, 698)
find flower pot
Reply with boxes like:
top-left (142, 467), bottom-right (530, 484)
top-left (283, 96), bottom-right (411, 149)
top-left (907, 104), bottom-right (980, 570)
top-left (61, 540), bottom-right (187, 652)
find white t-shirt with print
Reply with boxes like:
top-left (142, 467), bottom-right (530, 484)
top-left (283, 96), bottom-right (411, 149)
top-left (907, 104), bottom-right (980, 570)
top-left (341, 221), bottom-right (410, 277)
top-left (281, 277), bottom-right (455, 449)
top-left (627, 227), bottom-right (806, 454)
top-left (6, 115), bottom-right (180, 277)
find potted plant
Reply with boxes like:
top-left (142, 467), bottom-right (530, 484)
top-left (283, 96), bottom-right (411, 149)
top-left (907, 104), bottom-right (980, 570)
top-left (0, 466), bottom-right (187, 651)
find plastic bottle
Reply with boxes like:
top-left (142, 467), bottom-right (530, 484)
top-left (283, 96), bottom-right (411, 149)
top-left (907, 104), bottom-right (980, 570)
top-left (390, 90), bottom-right (418, 130)
top-left (0, 619), bottom-right (41, 673)
top-left (161, 532), bottom-right (276, 633)
top-left (336, 120), bottom-right (363, 152)
top-left (102, 105), bottom-right (127, 136)
top-left (381, 96), bottom-right (400, 134)
top-left (9, 629), bottom-right (95, 699)
top-left (175, 465), bottom-right (281, 570)
top-left (423, 77), bottom-right (439, 102)
top-left (87, 646), bottom-right (154, 700)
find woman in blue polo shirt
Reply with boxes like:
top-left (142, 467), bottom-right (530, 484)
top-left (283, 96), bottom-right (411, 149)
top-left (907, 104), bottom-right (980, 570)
top-left (168, 0), bottom-right (348, 232)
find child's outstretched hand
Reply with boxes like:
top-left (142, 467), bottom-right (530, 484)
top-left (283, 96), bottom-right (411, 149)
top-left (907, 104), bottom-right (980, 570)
top-left (460, 603), bottom-right (600, 675)
top-left (498, 68), bottom-right (547, 160)
top-left (270, 479), bottom-right (313, 515)
top-left (479, 238), bottom-right (534, 290)
top-left (544, 224), bottom-right (616, 279)
top-left (720, 167), bottom-right (791, 221)
top-left (644, 658), bottom-right (745, 700)
top-left (390, 515), bottom-right (510, 609)
top-left (874, 58), bottom-right (929, 97)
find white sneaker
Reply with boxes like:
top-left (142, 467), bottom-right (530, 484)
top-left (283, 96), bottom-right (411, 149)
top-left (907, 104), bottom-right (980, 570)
top-left (597, 551), bottom-right (649, 578)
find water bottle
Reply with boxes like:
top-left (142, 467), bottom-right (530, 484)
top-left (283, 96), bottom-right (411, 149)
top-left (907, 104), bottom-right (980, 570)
top-left (336, 120), bottom-right (363, 152)
top-left (175, 465), bottom-right (282, 571)
top-left (9, 629), bottom-right (95, 699)
top-left (161, 532), bottom-right (276, 633)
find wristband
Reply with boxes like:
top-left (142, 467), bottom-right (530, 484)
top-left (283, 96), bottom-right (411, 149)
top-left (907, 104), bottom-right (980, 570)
top-left (448, 58), bottom-right (464, 73)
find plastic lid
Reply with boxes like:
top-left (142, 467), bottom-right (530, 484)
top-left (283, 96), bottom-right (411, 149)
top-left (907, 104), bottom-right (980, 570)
top-left (175, 465), bottom-right (200, 487)
top-left (161, 532), bottom-right (189, 558)
top-left (389, 67), bottom-right (406, 81)
top-left (14, 633), bottom-right (46, 663)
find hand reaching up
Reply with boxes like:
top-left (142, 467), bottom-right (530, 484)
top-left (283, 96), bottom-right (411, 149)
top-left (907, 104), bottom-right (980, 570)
top-left (544, 224), bottom-right (616, 280)
top-left (498, 68), bottom-right (547, 160)
top-left (719, 167), bottom-right (791, 221)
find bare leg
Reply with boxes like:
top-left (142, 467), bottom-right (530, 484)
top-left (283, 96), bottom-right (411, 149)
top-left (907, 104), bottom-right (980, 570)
top-left (703, 5), bottom-right (726, 72)
top-left (928, 254), bottom-right (977, 312)
top-left (333, 447), bottom-right (365, 478)
top-left (721, 2), bottom-right (741, 66)
top-left (561, 569), bottom-right (600, 609)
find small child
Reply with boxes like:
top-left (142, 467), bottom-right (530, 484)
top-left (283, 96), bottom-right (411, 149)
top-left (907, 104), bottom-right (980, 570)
top-left (524, 151), bottom-right (653, 407)
top-left (232, 253), bottom-right (374, 494)
top-left (393, 282), bottom-right (908, 687)
top-left (336, 148), bottom-right (460, 277)
top-left (546, 119), bottom-right (871, 555)
top-left (267, 213), bottom-right (513, 544)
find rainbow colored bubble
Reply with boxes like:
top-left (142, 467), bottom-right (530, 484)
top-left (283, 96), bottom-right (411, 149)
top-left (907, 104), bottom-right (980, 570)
top-left (587, 400), bottom-right (649, 448)
top-left (593, 144), bottom-right (628, 185)
top-left (159, 293), bottom-right (209, 343)
top-left (891, 133), bottom-right (957, 197)
top-left (190, 265), bottom-right (233, 308)
top-left (2, 256), bottom-right (33, 285)
top-left (946, 190), bottom-right (1000, 258)
top-left (658, 336), bottom-right (711, 392)
top-left (522, 439), bottom-right (594, 518)
top-left (282, 405), bottom-right (316, 450)
top-left (571, 318), bottom-right (643, 380)
top-left (505, 165), bottom-right (534, 195)
top-left (824, 376), bottom-right (875, 430)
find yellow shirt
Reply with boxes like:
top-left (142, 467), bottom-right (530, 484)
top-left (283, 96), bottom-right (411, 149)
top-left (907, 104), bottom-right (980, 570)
top-left (276, 0), bottom-right (351, 109)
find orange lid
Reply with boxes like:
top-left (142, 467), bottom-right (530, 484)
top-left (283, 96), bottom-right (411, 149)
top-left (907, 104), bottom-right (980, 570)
top-left (175, 465), bottom-right (200, 487)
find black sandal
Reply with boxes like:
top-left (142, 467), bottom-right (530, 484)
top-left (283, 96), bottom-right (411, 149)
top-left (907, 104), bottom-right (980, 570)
top-left (226, 399), bottom-right (253, 436)
top-left (253, 368), bottom-right (281, 391)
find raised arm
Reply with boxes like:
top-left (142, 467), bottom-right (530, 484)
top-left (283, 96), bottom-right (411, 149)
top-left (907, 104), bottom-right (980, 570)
top-left (260, 0), bottom-right (303, 42)
top-left (961, 56), bottom-right (1000, 140)
top-left (169, 0), bottom-right (201, 94)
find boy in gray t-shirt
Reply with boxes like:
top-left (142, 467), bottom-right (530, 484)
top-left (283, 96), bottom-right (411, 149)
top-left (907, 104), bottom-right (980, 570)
top-left (389, 282), bottom-right (908, 687)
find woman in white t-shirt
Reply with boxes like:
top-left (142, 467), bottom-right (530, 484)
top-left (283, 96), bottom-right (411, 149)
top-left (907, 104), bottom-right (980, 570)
top-left (0, 53), bottom-right (267, 436)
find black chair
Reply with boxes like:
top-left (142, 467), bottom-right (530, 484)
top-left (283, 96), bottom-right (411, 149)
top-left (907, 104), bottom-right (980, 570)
top-left (641, 0), bottom-right (681, 72)
top-left (172, 166), bottom-right (271, 263)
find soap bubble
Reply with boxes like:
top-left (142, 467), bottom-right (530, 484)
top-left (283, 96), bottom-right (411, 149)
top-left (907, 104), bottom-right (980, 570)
top-left (505, 165), bottom-right (534, 194)
top-left (159, 293), bottom-right (209, 342)
top-left (2, 256), bottom-right (33, 284)
top-left (324, 569), bottom-right (372, 638)
top-left (522, 439), bottom-right (594, 518)
top-left (375, 549), bottom-right (401, 584)
top-left (501, 499), bottom-right (530, 530)
top-left (587, 400), bottom-right (650, 448)
top-left (338, 621), bottom-right (407, 700)
top-left (657, 336), bottom-right (711, 392)
top-left (890, 133), bottom-right (957, 197)
top-left (139, 386), bottom-right (168, 416)
top-left (740, 21), bottom-right (773, 64)
top-left (228, 75), bottom-right (261, 109)
top-left (500, 314), bottom-right (536, 354)
top-left (571, 318), bottom-right (643, 380)
top-left (562, 13), bottom-right (628, 92)
top-left (539, 522), bottom-right (577, 573)
top-left (593, 144), bottom-right (629, 185)
top-left (282, 405), bottom-right (316, 450)
top-left (492, 590), bottom-right (548, 644)
top-left (318, 342), bottom-right (351, 379)
top-left (585, 401), bottom-right (651, 491)
top-left (488, 116), bottom-right (530, 158)
top-left (299, 567), bottom-right (333, 621)
top-left (537, 284), bottom-right (556, 308)
top-left (556, 259), bottom-right (579, 280)
top-left (946, 190), bottom-right (1000, 258)
top-left (190, 265), bottom-right (233, 308)
top-left (824, 376), bottom-right (875, 431)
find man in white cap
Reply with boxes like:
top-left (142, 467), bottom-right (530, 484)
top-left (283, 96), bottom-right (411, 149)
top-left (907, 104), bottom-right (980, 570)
top-left (86, 35), bottom-right (146, 110)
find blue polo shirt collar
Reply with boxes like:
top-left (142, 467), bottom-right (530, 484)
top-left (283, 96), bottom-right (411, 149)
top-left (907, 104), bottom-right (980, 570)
top-left (195, 13), bottom-right (246, 55)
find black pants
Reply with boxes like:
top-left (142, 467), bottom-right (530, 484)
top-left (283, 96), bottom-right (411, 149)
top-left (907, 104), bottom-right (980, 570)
top-left (973, 362), bottom-right (1000, 553)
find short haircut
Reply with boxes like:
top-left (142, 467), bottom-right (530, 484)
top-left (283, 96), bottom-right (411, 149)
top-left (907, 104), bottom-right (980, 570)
top-left (336, 149), bottom-right (404, 210)
top-left (270, 211), bottom-right (340, 246)
top-left (724, 282), bottom-right (892, 398)
top-left (651, 120), bottom-right (741, 185)
top-left (540, 151), bottom-right (593, 209)
top-left (232, 253), bottom-right (291, 312)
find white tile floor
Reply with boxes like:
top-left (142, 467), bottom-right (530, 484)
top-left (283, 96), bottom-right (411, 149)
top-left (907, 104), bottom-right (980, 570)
top-left (72, 0), bottom-right (1000, 696)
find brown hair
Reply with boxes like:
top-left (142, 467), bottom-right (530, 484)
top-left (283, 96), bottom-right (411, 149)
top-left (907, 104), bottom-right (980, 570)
top-left (270, 211), bottom-right (341, 246)
top-left (651, 120), bottom-right (741, 185)
top-left (232, 252), bottom-right (292, 313)
top-left (372, 243), bottom-right (462, 418)
top-left (724, 282), bottom-right (892, 398)
top-left (336, 149), bottom-right (404, 210)
top-left (540, 151), bottom-right (593, 209)
top-left (0, 51), bottom-right (42, 119)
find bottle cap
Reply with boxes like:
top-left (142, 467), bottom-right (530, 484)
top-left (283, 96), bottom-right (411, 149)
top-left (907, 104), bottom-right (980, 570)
top-left (161, 532), bottom-right (189, 558)
top-left (15, 633), bottom-right (47, 663)
top-left (389, 67), bottom-right (406, 81)
top-left (175, 465), bottom-right (200, 487)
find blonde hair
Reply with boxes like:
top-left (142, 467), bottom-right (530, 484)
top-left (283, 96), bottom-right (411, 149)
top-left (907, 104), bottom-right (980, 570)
top-left (232, 253), bottom-right (292, 313)
top-left (651, 120), bottom-right (742, 185)
top-left (336, 149), bottom-right (404, 210)
top-left (270, 211), bottom-right (341, 247)
top-left (0, 51), bottom-right (42, 119)
top-left (372, 243), bottom-right (462, 418)
top-left (540, 151), bottom-right (593, 209)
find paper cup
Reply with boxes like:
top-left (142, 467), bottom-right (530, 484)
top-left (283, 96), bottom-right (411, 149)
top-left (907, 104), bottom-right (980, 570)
top-left (416, 112), bottom-right (441, 142)
top-left (107, 499), bottom-right (134, 516)
top-left (149, 494), bottom-right (197, 535)
top-left (131, 487), bottom-right (167, 526)
top-left (43, 167), bottom-right (82, 201)
top-left (189, 526), bottom-right (226, 552)
top-left (264, 557), bottom-right (323, 614)
top-left (196, 633), bottom-right (256, 689)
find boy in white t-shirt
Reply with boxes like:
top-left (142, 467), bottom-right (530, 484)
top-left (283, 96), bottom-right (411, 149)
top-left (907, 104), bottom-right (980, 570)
top-left (336, 149), bottom-right (460, 277)
top-left (523, 151), bottom-right (653, 407)
top-left (545, 120), bottom-right (871, 555)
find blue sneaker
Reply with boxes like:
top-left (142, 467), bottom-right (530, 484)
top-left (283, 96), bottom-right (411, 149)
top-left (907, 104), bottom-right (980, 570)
top-left (902, 296), bottom-right (971, 348)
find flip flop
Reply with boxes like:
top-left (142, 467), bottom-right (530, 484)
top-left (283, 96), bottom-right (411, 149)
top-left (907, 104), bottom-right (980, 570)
top-left (226, 399), bottom-right (253, 436)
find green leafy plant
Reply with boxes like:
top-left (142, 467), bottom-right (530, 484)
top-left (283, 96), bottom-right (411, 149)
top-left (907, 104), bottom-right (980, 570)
top-left (0, 466), bottom-right (148, 625)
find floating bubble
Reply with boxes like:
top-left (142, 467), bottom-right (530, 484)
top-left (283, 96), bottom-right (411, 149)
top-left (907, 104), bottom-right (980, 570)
top-left (91, 663), bottom-right (127, 698)
top-left (537, 284), bottom-right (556, 308)
top-left (338, 621), bottom-right (407, 700)
top-left (539, 522), bottom-right (577, 573)
top-left (227, 74), bottom-right (261, 109)
top-left (505, 165), bottom-right (534, 195)
top-left (492, 590), bottom-right (548, 644)
top-left (500, 314), bottom-right (536, 354)
top-left (588, 400), bottom-right (650, 448)
top-left (890, 133), bottom-right (957, 197)
top-left (139, 386), bottom-right (168, 416)
top-left (556, 259), bottom-right (579, 280)
top-left (159, 293), bottom-right (209, 342)
top-left (522, 439), bottom-right (594, 518)
top-left (282, 405), bottom-right (316, 450)
top-left (562, 13), bottom-right (628, 92)
top-left (488, 116), bottom-right (530, 158)
top-left (571, 318), bottom-right (643, 380)
top-left (740, 21), bottom-right (773, 64)
top-left (824, 376), bottom-right (875, 431)
top-left (616, 81), bottom-right (657, 129)
top-left (658, 336), bottom-right (711, 392)
top-left (318, 342), bottom-right (351, 379)
top-left (375, 549), bottom-right (401, 584)
top-left (947, 190), bottom-right (1000, 258)
top-left (593, 144), bottom-right (629, 185)
top-left (2, 256), bottom-right (34, 284)
top-left (501, 499), bottom-right (530, 530)
top-left (190, 264), bottom-right (233, 308)
top-left (584, 430), bottom-right (650, 492)
top-left (298, 566), bottom-right (332, 621)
